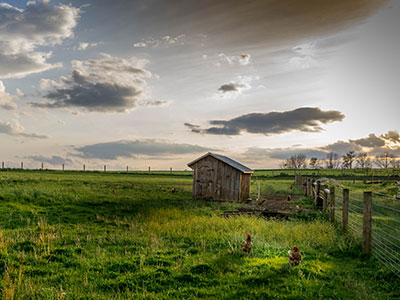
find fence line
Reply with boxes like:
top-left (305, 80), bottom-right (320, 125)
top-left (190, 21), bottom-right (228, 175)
top-left (294, 174), bottom-right (400, 278)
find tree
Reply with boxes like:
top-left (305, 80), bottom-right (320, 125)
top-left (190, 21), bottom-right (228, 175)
top-left (282, 154), bottom-right (307, 169)
top-left (342, 151), bottom-right (356, 169)
top-left (356, 152), bottom-right (372, 169)
top-left (390, 155), bottom-right (400, 168)
top-left (375, 152), bottom-right (393, 169)
top-left (309, 157), bottom-right (320, 169)
top-left (325, 152), bottom-right (340, 169)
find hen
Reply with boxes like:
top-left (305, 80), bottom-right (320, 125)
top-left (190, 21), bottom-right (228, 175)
top-left (242, 233), bottom-right (253, 255)
top-left (288, 246), bottom-right (302, 266)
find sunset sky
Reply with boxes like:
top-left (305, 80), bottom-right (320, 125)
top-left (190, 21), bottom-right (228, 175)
top-left (0, 0), bottom-right (399, 170)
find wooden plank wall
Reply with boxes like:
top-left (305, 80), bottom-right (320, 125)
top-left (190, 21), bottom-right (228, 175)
top-left (192, 156), bottom-right (245, 201)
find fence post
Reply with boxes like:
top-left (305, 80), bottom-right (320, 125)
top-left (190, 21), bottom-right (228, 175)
top-left (41, 163), bottom-right (43, 170)
top-left (170, 167), bottom-right (172, 175)
top-left (342, 189), bottom-right (349, 233)
top-left (307, 178), bottom-right (312, 197)
top-left (127, 166), bottom-right (129, 173)
top-left (316, 180), bottom-right (321, 206)
top-left (83, 164), bottom-right (86, 172)
top-left (148, 166), bottom-right (151, 174)
top-left (1, 162), bottom-right (4, 169)
top-left (363, 191), bottom-right (372, 256)
top-left (62, 164), bottom-right (64, 171)
top-left (104, 165), bottom-right (106, 172)
top-left (21, 162), bottom-right (23, 169)
top-left (329, 186), bottom-right (335, 223)
top-left (323, 186), bottom-right (329, 213)
top-left (302, 177), bottom-right (307, 196)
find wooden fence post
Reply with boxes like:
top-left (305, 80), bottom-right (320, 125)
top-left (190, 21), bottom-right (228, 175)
top-left (363, 191), bottom-right (372, 256)
top-left (126, 166), bottom-right (129, 173)
top-left (316, 181), bottom-right (321, 206)
top-left (307, 178), bottom-right (312, 197)
top-left (329, 186), bottom-right (335, 223)
top-left (148, 166), bottom-right (151, 174)
top-left (1, 162), bottom-right (4, 169)
top-left (41, 163), bottom-right (43, 170)
top-left (342, 189), bottom-right (349, 233)
top-left (323, 186), bottom-right (329, 213)
top-left (83, 164), bottom-right (86, 171)
top-left (170, 167), bottom-right (172, 175)
top-left (312, 180), bottom-right (317, 204)
top-left (62, 164), bottom-right (64, 171)
top-left (21, 162), bottom-right (23, 169)
top-left (104, 165), bottom-right (106, 172)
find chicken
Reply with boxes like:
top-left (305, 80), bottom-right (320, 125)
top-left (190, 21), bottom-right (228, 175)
top-left (296, 205), bottom-right (303, 213)
top-left (256, 199), bottom-right (266, 206)
top-left (288, 246), bottom-right (302, 266)
top-left (287, 195), bottom-right (291, 201)
top-left (289, 185), bottom-right (293, 191)
top-left (171, 187), bottom-right (177, 193)
top-left (242, 233), bottom-right (253, 254)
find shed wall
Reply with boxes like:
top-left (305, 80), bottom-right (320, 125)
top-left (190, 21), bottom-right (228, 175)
top-left (191, 156), bottom-right (242, 201)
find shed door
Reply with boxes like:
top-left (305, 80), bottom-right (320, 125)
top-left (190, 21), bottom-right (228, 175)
top-left (198, 164), bottom-right (215, 199)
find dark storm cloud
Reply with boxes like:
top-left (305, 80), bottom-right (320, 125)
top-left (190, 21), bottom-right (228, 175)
top-left (186, 107), bottom-right (344, 136)
top-left (84, 0), bottom-right (388, 48)
top-left (73, 140), bottom-right (213, 160)
top-left (218, 83), bottom-right (246, 93)
top-left (26, 155), bottom-right (72, 165)
top-left (30, 54), bottom-right (158, 113)
top-left (349, 133), bottom-right (385, 148)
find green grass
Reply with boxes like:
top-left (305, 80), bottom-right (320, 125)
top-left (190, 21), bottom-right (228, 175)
top-left (0, 171), bottom-right (398, 299)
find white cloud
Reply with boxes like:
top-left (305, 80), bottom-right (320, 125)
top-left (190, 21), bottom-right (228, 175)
top-left (0, 80), bottom-right (17, 110)
top-left (0, 1), bottom-right (80, 78)
top-left (133, 34), bottom-right (186, 48)
top-left (74, 42), bottom-right (100, 51)
top-left (218, 53), bottom-right (251, 66)
top-left (0, 120), bottom-right (47, 139)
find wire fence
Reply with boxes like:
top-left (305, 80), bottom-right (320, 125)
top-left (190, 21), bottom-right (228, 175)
top-left (296, 174), bottom-right (400, 278)
top-left (336, 186), bottom-right (400, 277)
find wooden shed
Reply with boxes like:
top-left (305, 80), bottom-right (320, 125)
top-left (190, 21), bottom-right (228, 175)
top-left (188, 152), bottom-right (254, 201)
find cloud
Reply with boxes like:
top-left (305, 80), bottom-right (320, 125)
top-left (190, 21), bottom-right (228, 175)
top-left (0, 120), bottom-right (47, 139)
top-left (0, 80), bottom-right (17, 110)
top-left (74, 42), bottom-right (100, 51)
top-left (218, 83), bottom-right (247, 93)
top-left (0, 1), bottom-right (79, 78)
top-left (25, 155), bottom-right (72, 165)
top-left (381, 130), bottom-right (400, 144)
top-left (349, 133), bottom-right (386, 148)
top-left (73, 139), bottom-right (213, 160)
top-left (242, 130), bottom-right (400, 165)
top-left (186, 107), bottom-right (345, 136)
top-left (31, 53), bottom-right (161, 113)
top-left (133, 34), bottom-right (188, 48)
top-left (218, 53), bottom-right (251, 65)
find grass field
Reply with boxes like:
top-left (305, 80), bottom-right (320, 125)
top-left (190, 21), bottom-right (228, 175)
top-left (0, 170), bottom-right (399, 299)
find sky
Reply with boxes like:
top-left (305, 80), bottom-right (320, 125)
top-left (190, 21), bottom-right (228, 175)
top-left (0, 0), bottom-right (399, 170)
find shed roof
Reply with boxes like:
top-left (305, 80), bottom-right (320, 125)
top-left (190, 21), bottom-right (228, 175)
top-left (188, 152), bottom-right (254, 174)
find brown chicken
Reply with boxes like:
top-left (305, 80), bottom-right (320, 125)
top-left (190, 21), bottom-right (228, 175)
top-left (295, 205), bottom-right (303, 213)
top-left (171, 187), bottom-right (177, 193)
top-left (242, 233), bottom-right (253, 254)
top-left (287, 195), bottom-right (292, 201)
top-left (288, 246), bottom-right (302, 266)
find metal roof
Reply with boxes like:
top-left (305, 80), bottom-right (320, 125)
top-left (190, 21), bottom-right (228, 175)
top-left (188, 152), bottom-right (254, 173)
